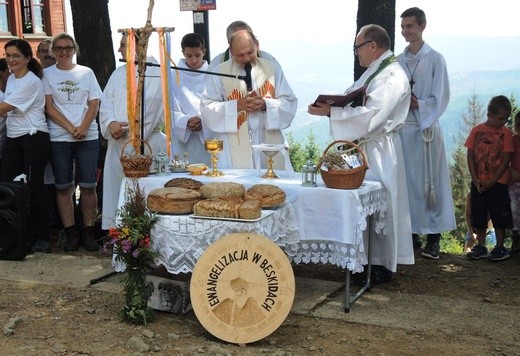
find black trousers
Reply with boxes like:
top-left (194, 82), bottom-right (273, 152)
top-left (0, 131), bottom-right (51, 241)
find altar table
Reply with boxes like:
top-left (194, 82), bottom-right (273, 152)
top-left (115, 169), bottom-right (387, 311)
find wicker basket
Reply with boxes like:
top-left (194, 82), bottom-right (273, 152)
top-left (120, 139), bottom-right (153, 178)
top-left (318, 140), bottom-right (368, 189)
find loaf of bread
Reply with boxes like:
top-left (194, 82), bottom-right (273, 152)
top-left (199, 182), bottom-right (245, 199)
top-left (164, 177), bottom-right (203, 190)
top-left (244, 184), bottom-right (286, 207)
top-left (193, 197), bottom-right (262, 220)
top-left (147, 187), bottom-right (202, 214)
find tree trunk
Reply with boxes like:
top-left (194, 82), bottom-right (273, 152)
top-left (354, 0), bottom-right (396, 81)
top-left (69, 0), bottom-right (115, 90)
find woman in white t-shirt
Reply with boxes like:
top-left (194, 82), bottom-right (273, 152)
top-left (0, 39), bottom-right (51, 253)
top-left (43, 33), bottom-right (102, 252)
top-left (0, 58), bottom-right (10, 169)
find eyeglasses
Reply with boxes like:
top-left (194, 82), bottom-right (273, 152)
top-left (353, 40), bottom-right (373, 53)
top-left (5, 53), bottom-right (24, 60)
top-left (53, 46), bottom-right (74, 53)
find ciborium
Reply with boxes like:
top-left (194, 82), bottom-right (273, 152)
top-left (204, 139), bottom-right (224, 177)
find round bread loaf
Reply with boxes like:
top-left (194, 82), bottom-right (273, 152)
top-left (164, 177), bottom-right (203, 190)
top-left (199, 182), bottom-right (245, 199)
top-left (147, 187), bottom-right (202, 214)
top-left (193, 197), bottom-right (262, 220)
top-left (245, 184), bottom-right (286, 207)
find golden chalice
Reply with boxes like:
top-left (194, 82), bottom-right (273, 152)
top-left (252, 143), bottom-right (285, 179)
top-left (262, 150), bottom-right (279, 179)
top-left (204, 139), bottom-right (224, 177)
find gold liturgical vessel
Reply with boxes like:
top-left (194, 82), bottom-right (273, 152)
top-left (204, 139), bottom-right (224, 177)
top-left (262, 150), bottom-right (279, 179)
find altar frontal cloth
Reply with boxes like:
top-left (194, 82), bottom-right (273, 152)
top-left (190, 232), bottom-right (295, 344)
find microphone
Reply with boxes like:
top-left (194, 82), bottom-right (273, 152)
top-left (244, 63), bottom-right (252, 92)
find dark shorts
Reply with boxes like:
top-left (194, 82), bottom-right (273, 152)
top-left (50, 139), bottom-right (99, 190)
top-left (470, 182), bottom-right (513, 230)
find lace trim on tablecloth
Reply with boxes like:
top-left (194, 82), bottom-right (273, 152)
top-left (115, 203), bottom-right (299, 274)
top-left (291, 187), bottom-right (387, 273)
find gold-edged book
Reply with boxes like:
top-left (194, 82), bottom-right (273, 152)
top-left (313, 85), bottom-right (367, 107)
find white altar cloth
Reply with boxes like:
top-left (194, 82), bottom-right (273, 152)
top-left (114, 169), bottom-right (386, 274)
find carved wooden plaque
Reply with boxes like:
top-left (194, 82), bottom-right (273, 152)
top-left (190, 232), bottom-right (295, 344)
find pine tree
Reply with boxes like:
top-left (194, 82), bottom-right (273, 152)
top-left (287, 133), bottom-right (306, 172)
top-left (303, 130), bottom-right (322, 165)
top-left (449, 93), bottom-right (485, 241)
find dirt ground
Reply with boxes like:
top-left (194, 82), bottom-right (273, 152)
top-left (1, 246), bottom-right (520, 356)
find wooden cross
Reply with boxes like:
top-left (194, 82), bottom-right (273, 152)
top-left (118, 0), bottom-right (174, 153)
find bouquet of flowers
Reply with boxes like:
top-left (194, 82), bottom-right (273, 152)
top-left (106, 180), bottom-right (158, 325)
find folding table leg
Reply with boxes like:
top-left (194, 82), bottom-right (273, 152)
top-left (344, 213), bottom-right (373, 312)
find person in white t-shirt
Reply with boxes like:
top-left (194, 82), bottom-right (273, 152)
top-left (43, 33), bottom-right (102, 252)
top-left (0, 58), bottom-right (10, 170)
top-left (0, 39), bottom-right (51, 253)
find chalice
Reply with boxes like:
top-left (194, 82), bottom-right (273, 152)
top-left (260, 144), bottom-right (287, 179)
top-left (262, 150), bottom-right (279, 178)
top-left (204, 139), bottom-right (224, 177)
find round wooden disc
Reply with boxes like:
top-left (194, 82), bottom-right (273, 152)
top-left (190, 232), bottom-right (295, 344)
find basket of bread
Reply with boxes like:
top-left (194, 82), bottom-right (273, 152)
top-left (318, 140), bottom-right (368, 189)
top-left (146, 178), bottom-right (286, 220)
top-left (120, 139), bottom-right (154, 178)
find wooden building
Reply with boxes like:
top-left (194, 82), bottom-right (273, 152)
top-left (0, 0), bottom-right (66, 55)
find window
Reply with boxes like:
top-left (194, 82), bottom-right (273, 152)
top-left (0, 1), bottom-right (9, 34)
top-left (21, 0), bottom-right (45, 34)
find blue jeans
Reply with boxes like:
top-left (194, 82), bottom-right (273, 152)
top-left (50, 139), bottom-right (99, 190)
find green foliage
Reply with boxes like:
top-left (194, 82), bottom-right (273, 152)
top-left (303, 130), bottom-right (322, 165)
top-left (287, 132), bottom-right (307, 172)
top-left (448, 93), bottom-right (486, 245)
top-left (440, 232), bottom-right (465, 254)
top-left (288, 130), bottom-right (325, 172)
top-left (450, 145), bottom-right (470, 239)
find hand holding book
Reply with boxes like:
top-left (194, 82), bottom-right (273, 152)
top-left (313, 85), bottom-right (367, 108)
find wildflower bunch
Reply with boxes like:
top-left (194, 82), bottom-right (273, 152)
top-left (105, 180), bottom-right (158, 324)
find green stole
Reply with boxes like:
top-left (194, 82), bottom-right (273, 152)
top-left (364, 54), bottom-right (397, 85)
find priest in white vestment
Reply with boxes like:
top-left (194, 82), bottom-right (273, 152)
top-left (172, 33), bottom-right (214, 166)
top-left (99, 34), bottom-right (166, 230)
top-left (397, 7), bottom-right (456, 260)
top-left (308, 24), bottom-right (414, 274)
top-left (200, 30), bottom-right (297, 170)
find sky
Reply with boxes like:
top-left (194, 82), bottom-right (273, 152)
top-left (65, 0), bottom-right (520, 71)
top-left (63, 0), bottom-right (520, 149)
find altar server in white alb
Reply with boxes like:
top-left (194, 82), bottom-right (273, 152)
top-left (308, 24), bottom-right (414, 275)
top-left (172, 33), bottom-right (214, 166)
top-left (397, 7), bottom-right (456, 260)
top-left (201, 29), bottom-right (297, 170)
top-left (99, 33), bottom-right (166, 230)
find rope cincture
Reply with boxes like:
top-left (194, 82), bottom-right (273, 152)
top-left (422, 127), bottom-right (436, 207)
